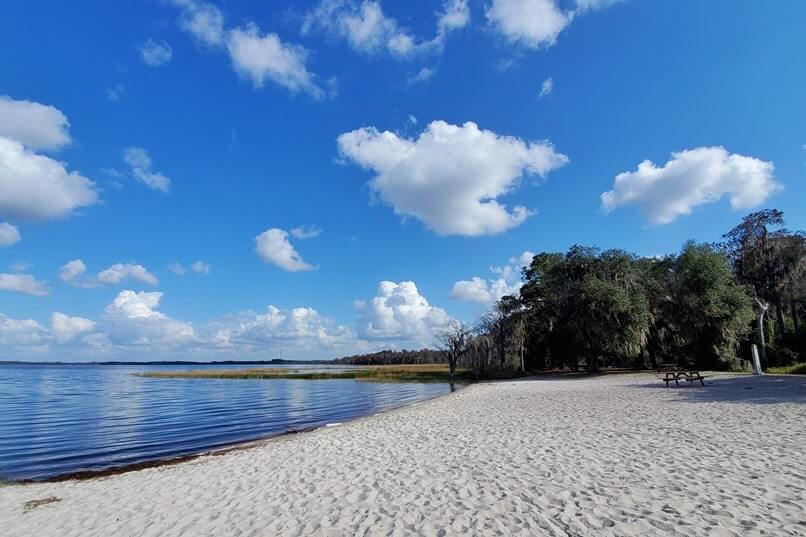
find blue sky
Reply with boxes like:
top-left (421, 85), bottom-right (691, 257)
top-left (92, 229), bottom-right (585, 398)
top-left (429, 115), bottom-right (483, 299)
top-left (1, 0), bottom-right (804, 361)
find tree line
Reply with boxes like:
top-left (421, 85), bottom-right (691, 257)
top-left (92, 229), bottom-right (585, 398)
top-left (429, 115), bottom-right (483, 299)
top-left (436, 209), bottom-right (805, 378)
top-left (335, 210), bottom-right (804, 377)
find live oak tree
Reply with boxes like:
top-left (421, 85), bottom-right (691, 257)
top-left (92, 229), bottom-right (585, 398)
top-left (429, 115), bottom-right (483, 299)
top-left (437, 321), bottom-right (471, 383)
top-left (722, 210), bottom-right (803, 336)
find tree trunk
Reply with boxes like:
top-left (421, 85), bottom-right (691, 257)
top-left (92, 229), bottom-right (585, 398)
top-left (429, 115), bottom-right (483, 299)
top-left (792, 301), bottom-right (800, 333)
top-left (754, 298), bottom-right (768, 363)
top-left (519, 343), bottom-right (525, 373)
top-left (775, 299), bottom-right (787, 337)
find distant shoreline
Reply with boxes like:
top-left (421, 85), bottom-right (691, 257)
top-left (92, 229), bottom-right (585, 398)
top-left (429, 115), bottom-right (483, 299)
top-left (0, 359), bottom-right (334, 366)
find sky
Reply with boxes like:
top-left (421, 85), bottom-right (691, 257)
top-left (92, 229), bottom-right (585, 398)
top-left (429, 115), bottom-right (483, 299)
top-left (1, 0), bottom-right (805, 361)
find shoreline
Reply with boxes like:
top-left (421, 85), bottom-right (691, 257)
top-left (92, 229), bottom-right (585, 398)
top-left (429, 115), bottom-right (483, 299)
top-left (3, 371), bottom-right (763, 485)
top-left (7, 381), bottom-right (466, 486)
top-left (2, 374), bottom-right (803, 536)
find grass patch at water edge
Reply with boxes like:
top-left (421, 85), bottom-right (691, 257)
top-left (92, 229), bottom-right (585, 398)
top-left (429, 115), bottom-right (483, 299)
top-left (134, 364), bottom-right (472, 383)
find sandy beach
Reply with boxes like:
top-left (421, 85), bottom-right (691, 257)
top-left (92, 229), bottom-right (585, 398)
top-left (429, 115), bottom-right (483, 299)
top-left (1, 374), bottom-right (804, 536)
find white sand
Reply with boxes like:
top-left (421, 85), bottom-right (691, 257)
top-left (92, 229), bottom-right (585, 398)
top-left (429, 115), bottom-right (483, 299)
top-left (2, 374), bottom-right (804, 536)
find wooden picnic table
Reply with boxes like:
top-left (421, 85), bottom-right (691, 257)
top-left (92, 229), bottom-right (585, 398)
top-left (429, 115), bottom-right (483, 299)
top-left (658, 367), bottom-right (708, 387)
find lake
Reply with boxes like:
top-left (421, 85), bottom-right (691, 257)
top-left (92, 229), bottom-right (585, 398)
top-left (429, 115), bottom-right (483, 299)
top-left (0, 364), bottom-right (453, 481)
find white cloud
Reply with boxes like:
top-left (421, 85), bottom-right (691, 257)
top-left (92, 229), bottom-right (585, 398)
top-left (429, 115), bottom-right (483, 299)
top-left (290, 225), bottom-right (322, 239)
top-left (539, 77), bottom-right (553, 97)
top-left (168, 262), bottom-right (186, 275)
top-left (123, 147), bottom-right (171, 193)
top-left (407, 66), bottom-right (436, 86)
top-left (451, 250), bottom-right (533, 304)
top-left (0, 313), bottom-right (46, 347)
top-left (601, 147), bottom-right (782, 224)
top-left (97, 263), bottom-right (159, 286)
top-left (58, 259), bottom-right (88, 284)
top-left (0, 273), bottom-right (50, 296)
top-left (437, 0), bottom-right (471, 37)
top-left (51, 312), bottom-right (96, 344)
top-left (255, 228), bottom-right (315, 272)
top-left (170, 1), bottom-right (324, 99)
top-left (0, 137), bottom-right (99, 222)
top-left (338, 120), bottom-right (569, 236)
top-left (140, 39), bottom-right (173, 67)
top-left (0, 223), bottom-right (20, 246)
top-left (303, 0), bottom-right (467, 59)
top-left (102, 290), bottom-right (196, 347)
top-left (172, 0), bottom-right (225, 46)
top-left (355, 280), bottom-right (452, 345)
top-left (191, 260), bottom-right (212, 274)
top-left (303, 0), bottom-right (412, 57)
top-left (0, 95), bottom-right (71, 151)
top-left (227, 24), bottom-right (324, 99)
top-left (209, 306), bottom-right (353, 351)
top-left (486, 0), bottom-right (619, 49)
top-left (59, 259), bottom-right (159, 288)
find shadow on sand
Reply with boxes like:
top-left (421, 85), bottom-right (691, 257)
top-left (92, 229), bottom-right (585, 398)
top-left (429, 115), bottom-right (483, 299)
top-left (637, 375), bottom-right (806, 405)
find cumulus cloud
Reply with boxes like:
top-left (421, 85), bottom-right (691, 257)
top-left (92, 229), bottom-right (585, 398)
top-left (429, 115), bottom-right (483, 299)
top-left (0, 313), bottom-right (46, 347)
top-left (172, 0), bottom-right (225, 46)
top-left (123, 147), bottom-right (171, 193)
top-left (0, 273), bottom-right (50, 296)
top-left (601, 147), bottom-right (782, 224)
top-left (255, 228), bottom-right (315, 272)
top-left (58, 259), bottom-right (88, 284)
top-left (191, 260), bottom-right (212, 274)
top-left (209, 306), bottom-right (353, 352)
top-left (0, 137), bottom-right (99, 222)
top-left (97, 263), bottom-right (160, 286)
top-left (102, 290), bottom-right (196, 347)
top-left (227, 24), bottom-right (324, 99)
top-left (437, 0), bottom-right (471, 37)
top-left (140, 39), bottom-right (173, 66)
top-left (355, 281), bottom-right (453, 345)
top-left (170, 0), bottom-right (324, 99)
top-left (338, 120), bottom-right (568, 236)
top-left (0, 223), bottom-right (20, 246)
top-left (486, 0), bottom-right (619, 48)
top-left (1, 292), bottom-right (194, 357)
top-left (290, 225), bottom-right (322, 239)
top-left (451, 251), bottom-right (534, 304)
top-left (51, 312), bottom-right (96, 344)
top-left (58, 259), bottom-right (159, 288)
top-left (539, 77), bottom-right (553, 97)
top-left (302, 0), bottom-right (468, 59)
top-left (0, 95), bottom-right (71, 151)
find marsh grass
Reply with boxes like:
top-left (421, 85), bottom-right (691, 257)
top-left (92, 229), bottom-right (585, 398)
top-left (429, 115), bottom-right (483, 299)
top-left (135, 364), bottom-right (472, 383)
top-left (767, 363), bottom-right (806, 375)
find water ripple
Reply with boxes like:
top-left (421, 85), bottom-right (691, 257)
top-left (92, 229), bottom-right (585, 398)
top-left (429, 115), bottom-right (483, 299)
top-left (0, 364), bottom-right (451, 481)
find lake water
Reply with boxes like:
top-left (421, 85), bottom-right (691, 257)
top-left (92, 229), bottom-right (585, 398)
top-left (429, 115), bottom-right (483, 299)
top-left (0, 364), bottom-right (453, 481)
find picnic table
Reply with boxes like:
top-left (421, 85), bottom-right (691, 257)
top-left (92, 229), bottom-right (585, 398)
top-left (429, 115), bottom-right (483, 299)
top-left (658, 364), bottom-right (708, 387)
